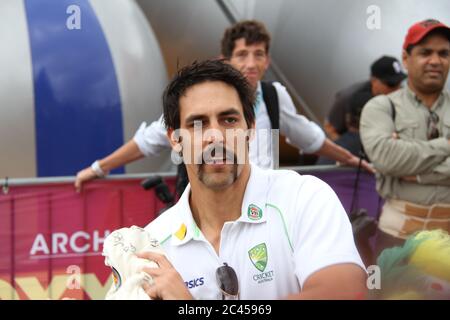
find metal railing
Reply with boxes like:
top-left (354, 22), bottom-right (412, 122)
top-left (0, 164), bottom-right (354, 189)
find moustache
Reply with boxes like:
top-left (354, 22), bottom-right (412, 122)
top-left (198, 143), bottom-right (237, 165)
top-left (424, 68), bottom-right (443, 74)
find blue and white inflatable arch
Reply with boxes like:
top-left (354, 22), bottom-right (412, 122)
top-left (0, 0), bottom-right (169, 178)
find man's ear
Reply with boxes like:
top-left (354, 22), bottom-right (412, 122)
top-left (264, 55), bottom-right (271, 71)
top-left (219, 54), bottom-right (230, 63)
top-left (167, 127), bottom-right (181, 150)
top-left (402, 50), bottom-right (409, 71)
top-left (247, 122), bottom-right (256, 143)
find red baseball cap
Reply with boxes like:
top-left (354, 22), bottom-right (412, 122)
top-left (403, 19), bottom-right (450, 50)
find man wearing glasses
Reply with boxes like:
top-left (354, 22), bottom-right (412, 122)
top-left (137, 60), bottom-right (366, 300)
top-left (360, 19), bottom-right (450, 256)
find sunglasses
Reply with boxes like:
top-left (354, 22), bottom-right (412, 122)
top-left (216, 263), bottom-right (239, 300)
top-left (427, 111), bottom-right (440, 140)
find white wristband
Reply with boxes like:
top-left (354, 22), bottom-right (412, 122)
top-left (91, 160), bottom-right (107, 177)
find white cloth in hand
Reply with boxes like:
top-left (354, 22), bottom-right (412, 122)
top-left (102, 225), bottom-right (164, 300)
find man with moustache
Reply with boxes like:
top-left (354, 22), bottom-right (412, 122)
top-left (75, 20), bottom-right (372, 194)
top-left (360, 19), bottom-right (450, 254)
top-left (135, 60), bottom-right (366, 300)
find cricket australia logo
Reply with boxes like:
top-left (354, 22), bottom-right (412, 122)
top-left (247, 204), bottom-right (262, 221)
top-left (249, 243), bottom-right (274, 283)
top-left (248, 243), bottom-right (267, 272)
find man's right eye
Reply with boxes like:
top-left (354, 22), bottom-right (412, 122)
top-left (419, 49), bottom-right (432, 57)
top-left (187, 121), bottom-right (203, 128)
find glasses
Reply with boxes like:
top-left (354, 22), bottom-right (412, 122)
top-left (216, 263), bottom-right (239, 300)
top-left (427, 111), bottom-right (440, 140)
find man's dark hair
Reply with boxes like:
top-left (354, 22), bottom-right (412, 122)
top-left (162, 59), bottom-right (255, 130)
top-left (406, 28), bottom-right (450, 54)
top-left (221, 20), bottom-right (271, 59)
top-left (346, 91), bottom-right (372, 130)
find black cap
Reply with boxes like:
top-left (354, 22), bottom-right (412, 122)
top-left (370, 56), bottom-right (406, 87)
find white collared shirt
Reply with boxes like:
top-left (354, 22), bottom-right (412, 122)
top-left (145, 164), bottom-right (365, 299)
top-left (134, 82), bottom-right (325, 169)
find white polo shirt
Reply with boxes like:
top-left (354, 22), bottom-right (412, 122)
top-left (144, 164), bottom-right (365, 299)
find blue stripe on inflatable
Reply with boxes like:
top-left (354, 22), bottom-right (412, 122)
top-left (24, 0), bottom-right (125, 176)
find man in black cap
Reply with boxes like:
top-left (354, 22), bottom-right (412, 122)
top-left (324, 56), bottom-right (406, 141)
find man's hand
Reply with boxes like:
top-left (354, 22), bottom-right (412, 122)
top-left (74, 140), bottom-right (146, 193)
top-left (393, 131), bottom-right (418, 183)
top-left (74, 167), bottom-right (98, 193)
top-left (401, 175), bottom-right (418, 182)
top-left (138, 252), bottom-right (193, 300)
top-left (343, 155), bottom-right (376, 174)
top-left (318, 139), bottom-right (376, 174)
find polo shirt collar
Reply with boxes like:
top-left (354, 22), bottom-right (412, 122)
top-left (169, 164), bottom-right (270, 247)
top-left (170, 184), bottom-right (202, 246)
top-left (405, 85), bottom-right (422, 106)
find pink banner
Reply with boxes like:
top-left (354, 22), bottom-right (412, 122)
top-left (0, 170), bottom-right (378, 300)
top-left (0, 178), bottom-right (174, 300)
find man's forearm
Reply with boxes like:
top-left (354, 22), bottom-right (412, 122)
top-left (360, 98), bottom-right (450, 176)
top-left (316, 139), bottom-right (354, 163)
top-left (416, 172), bottom-right (450, 186)
top-left (98, 139), bottom-right (145, 172)
top-left (285, 264), bottom-right (367, 300)
top-left (363, 136), bottom-right (450, 176)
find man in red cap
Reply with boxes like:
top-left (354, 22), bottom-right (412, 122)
top-left (360, 19), bottom-right (450, 256)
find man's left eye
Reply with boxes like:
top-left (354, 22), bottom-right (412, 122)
top-left (225, 118), bottom-right (237, 124)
